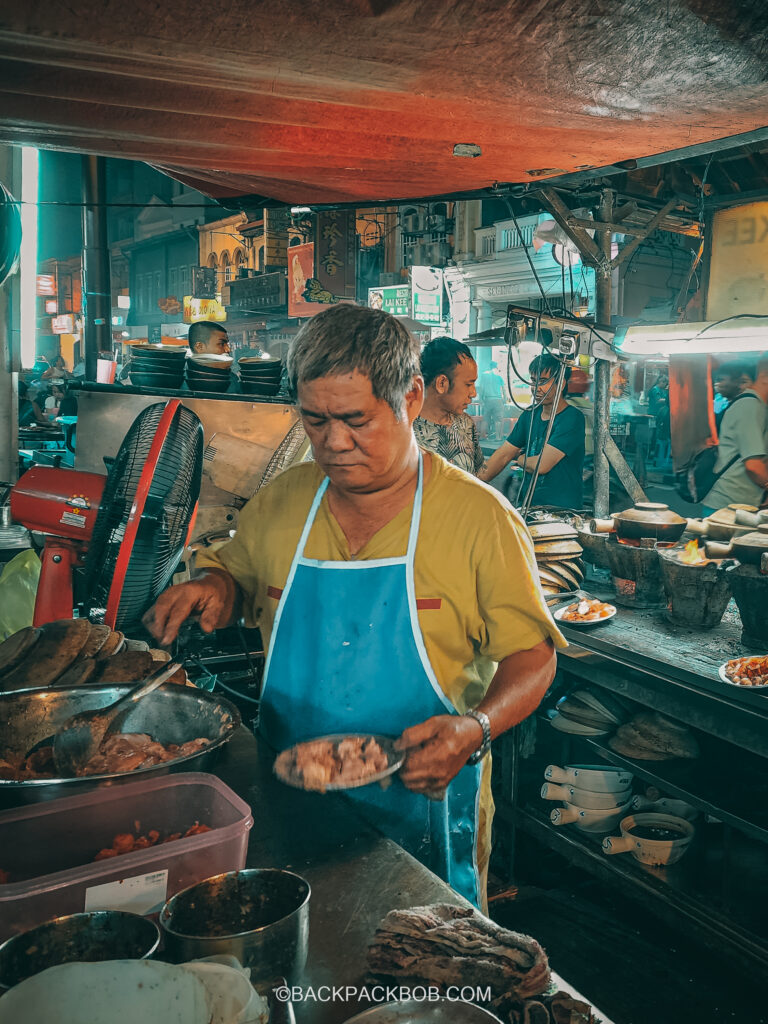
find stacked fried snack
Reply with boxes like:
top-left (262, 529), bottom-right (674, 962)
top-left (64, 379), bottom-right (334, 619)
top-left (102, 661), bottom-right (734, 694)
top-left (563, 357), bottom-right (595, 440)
top-left (367, 903), bottom-right (550, 1018)
top-left (0, 619), bottom-right (185, 692)
top-left (609, 711), bottom-right (699, 760)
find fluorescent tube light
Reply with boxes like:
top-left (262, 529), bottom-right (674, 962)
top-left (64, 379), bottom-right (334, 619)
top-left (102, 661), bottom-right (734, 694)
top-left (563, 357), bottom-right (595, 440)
top-left (19, 147), bottom-right (39, 368)
top-left (618, 315), bottom-right (768, 356)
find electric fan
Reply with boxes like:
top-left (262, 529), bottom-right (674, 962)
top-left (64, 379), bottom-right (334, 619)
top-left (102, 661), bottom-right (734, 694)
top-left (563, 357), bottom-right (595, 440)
top-left (11, 399), bottom-right (204, 629)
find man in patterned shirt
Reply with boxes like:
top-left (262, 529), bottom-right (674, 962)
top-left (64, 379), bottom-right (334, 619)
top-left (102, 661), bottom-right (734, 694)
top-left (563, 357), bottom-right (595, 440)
top-left (413, 337), bottom-right (485, 475)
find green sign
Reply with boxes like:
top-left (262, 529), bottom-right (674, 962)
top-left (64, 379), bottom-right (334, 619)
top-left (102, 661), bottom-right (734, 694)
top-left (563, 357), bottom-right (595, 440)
top-left (413, 286), bottom-right (443, 325)
top-left (369, 285), bottom-right (411, 317)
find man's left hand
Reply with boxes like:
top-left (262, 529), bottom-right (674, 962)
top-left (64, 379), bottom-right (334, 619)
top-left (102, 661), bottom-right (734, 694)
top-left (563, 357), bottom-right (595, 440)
top-left (395, 715), bottom-right (484, 794)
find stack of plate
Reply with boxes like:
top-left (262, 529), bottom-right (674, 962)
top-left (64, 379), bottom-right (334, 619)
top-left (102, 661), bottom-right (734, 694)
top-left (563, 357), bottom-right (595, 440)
top-left (527, 519), bottom-right (584, 596)
top-left (186, 354), bottom-right (233, 394)
top-left (548, 686), bottom-right (628, 736)
top-left (127, 345), bottom-right (187, 390)
top-left (238, 357), bottom-right (283, 397)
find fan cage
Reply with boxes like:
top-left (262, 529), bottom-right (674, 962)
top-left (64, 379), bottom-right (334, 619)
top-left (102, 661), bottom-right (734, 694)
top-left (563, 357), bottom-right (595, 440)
top-left (80, 402), bottom-right (203, 628)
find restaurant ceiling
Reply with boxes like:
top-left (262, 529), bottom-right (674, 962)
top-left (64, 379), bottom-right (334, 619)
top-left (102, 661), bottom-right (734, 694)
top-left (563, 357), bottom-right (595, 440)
top-left (1, 0), bottom-right (768, 207)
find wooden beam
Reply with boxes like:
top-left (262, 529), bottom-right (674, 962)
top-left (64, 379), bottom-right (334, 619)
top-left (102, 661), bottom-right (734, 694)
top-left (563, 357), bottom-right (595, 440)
top-left (613, 200), bottom-right (638, 222)
top-left (536, 187), bottom-right (604, 268)
top-left (610, 197), bottom-right (679, 269)
top-left (605, 435), bottom-right (648, 503)
top-left (567, 216), bottom-right (640, 235)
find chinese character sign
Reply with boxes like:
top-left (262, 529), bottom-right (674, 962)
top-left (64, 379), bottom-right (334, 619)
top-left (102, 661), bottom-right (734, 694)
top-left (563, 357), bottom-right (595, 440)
top-left (315, 211), bottom-right (357, 300)
top-left (288, 243), bottom-right (338, 317)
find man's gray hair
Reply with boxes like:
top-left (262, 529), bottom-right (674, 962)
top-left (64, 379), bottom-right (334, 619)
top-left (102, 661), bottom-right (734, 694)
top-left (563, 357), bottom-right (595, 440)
top-left (287, 304), bottom-right (420, 413)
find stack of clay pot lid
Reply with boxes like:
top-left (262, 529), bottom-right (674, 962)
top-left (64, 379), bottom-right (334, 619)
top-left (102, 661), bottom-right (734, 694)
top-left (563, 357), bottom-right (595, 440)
top-left (0, 619), bottom-right (186, 692)
top-left (527, 519), bottom-right (584, 597)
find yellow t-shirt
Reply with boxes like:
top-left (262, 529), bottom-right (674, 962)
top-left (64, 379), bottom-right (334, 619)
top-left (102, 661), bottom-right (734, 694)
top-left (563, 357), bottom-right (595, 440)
top-left (196, 451), bottom-right (566, 711)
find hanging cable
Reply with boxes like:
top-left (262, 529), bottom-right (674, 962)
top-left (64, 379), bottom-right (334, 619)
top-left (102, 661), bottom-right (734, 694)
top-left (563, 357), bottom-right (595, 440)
top-left (503, 199), bottom-right (554, 315)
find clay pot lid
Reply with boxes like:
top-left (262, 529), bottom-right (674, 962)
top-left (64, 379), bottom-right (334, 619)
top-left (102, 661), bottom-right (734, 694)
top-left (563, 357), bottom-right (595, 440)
top-left (614, 502), bottom-right (686, 527)
top-left (733, 524), bottom-right (768, 549)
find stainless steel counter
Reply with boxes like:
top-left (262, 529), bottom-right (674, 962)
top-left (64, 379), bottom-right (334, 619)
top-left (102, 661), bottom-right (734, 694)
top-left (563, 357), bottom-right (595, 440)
top-left (211, 727), bottom-right (610, 1023)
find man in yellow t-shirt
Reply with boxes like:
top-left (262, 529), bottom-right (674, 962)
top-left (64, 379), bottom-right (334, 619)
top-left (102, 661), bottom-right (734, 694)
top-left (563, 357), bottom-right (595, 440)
top-left (144, 304), bottom-right (564, 909)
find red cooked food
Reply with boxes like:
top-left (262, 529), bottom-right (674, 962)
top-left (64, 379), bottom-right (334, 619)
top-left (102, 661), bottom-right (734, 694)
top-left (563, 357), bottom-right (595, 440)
top-left (94, 822), bottom-right (211, 860)
top-left (0, 734), bottom-right (210, 780)
top-left (275, 735), bottom-right (390, 792)
top-left (724, 656), bottom-right (768, 686)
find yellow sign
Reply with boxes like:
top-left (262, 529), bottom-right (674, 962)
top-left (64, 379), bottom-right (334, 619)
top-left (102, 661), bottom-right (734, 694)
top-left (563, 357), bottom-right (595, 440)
top-left (707, 201), bottom-right (768, 319)
top-left (183, 296), bottom-right (227, 324)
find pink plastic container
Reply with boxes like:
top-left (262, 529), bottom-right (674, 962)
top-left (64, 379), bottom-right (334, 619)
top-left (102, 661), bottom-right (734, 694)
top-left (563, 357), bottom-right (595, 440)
top-left (0, 773), bottom-right (252, 940)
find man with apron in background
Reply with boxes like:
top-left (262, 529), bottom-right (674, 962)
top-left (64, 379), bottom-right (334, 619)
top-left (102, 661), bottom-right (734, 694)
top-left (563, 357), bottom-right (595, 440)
top-left (145, 304), bottom-right (564, 909)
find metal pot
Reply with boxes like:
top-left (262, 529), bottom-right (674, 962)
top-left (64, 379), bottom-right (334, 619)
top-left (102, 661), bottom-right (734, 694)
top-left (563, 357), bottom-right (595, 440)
top-left (160, 868), bottom-right (310, 987)
top-left (0, 684), bottom-right (240, 808)
top-left (598, 502), bottom-right (688, 543)
top-left (0, 911), bottom-right (160, 989)
top-left (730, 524), bottom-right (768, 566)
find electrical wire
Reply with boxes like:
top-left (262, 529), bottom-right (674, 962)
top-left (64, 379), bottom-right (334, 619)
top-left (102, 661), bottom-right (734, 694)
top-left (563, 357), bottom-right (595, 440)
top-left (503, 199), bottom-right (554, 315)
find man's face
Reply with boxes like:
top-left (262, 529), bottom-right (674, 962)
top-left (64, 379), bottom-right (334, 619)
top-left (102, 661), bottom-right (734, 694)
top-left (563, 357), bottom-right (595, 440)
top-left (195, 330), bottom-right (230, 355)
top-left (438, 356), bottom-right (477, 416)
top-left (715, 375), bottom-right (741, 402)
top-left (298, 370), bottom-right (423, 493)
top-left (532, 370), bottom-right (558, 407)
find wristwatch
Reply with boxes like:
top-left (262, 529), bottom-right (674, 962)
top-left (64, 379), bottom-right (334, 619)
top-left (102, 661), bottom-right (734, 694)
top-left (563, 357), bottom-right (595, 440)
top-left (464, 709), bottom-right (492, 765)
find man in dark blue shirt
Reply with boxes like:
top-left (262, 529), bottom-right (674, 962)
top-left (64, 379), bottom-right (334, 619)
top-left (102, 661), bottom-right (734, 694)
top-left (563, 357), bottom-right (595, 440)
top-left (480, 353), bottom-right (586, 509)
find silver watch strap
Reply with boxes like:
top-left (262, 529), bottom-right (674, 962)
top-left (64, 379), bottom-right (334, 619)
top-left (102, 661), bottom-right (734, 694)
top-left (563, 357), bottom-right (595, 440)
top-left (464, 709), bottom-right (492, 765)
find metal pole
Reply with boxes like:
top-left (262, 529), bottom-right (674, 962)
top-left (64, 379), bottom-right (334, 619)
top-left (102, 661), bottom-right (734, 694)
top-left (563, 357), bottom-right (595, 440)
top-left (593, 189), bottom-right (614, 518)
top-left (0, 145), bottom-right (20, 484)
top-left (81, 156), bottom-right (111, 382)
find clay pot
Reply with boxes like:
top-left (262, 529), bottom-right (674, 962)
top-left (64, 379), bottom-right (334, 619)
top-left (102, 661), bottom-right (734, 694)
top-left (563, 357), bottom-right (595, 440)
top-left (730, 524), bottom-right (768, 567)
top-left (592, 503), bottom-right (688, 543)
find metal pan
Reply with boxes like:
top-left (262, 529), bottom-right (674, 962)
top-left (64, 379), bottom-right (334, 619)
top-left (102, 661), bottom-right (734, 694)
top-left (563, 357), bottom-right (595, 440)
top-left (274, 734), bottom-right (404, 791)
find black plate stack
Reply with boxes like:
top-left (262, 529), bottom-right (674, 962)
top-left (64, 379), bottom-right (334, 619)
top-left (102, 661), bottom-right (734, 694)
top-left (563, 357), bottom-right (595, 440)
top-left (238, 357), bottom-right (284, 398)
top-left (127, 345), bottom-right (187, 390)
top-left (186, 355), bottom-right (233, 394)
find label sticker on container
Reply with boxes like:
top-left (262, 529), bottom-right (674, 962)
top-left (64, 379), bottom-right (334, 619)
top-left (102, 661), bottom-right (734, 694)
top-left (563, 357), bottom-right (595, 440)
top-left (84, 869), bottom-right (168, 915)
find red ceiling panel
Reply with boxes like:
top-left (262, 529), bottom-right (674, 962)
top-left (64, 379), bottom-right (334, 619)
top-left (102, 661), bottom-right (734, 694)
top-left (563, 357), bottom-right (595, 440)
top-left (0, 0), bottom-right (767, 203)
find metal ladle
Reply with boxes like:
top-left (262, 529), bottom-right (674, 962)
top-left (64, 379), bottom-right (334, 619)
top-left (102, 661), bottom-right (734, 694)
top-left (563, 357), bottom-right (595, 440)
top-left (51, 659), bottom-right (183, 776)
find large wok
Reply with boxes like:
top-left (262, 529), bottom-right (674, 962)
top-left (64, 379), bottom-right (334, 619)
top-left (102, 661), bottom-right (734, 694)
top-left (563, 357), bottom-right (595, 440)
top-left (0, 684), bottom-right (241, 808)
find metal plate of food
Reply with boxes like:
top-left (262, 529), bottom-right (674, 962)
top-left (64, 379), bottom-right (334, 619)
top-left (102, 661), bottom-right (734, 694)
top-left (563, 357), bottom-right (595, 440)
top-left (554, 599), bottom-right (617, 627)
top-left (718, 656), bottom-right (768, 688)
top-left (274, 734), bottom-right (405, 792)
top-left (342, 998), bottom-right (504, 1023)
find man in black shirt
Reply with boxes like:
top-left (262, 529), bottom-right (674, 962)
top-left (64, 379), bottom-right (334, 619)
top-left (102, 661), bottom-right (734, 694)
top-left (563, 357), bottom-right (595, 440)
top-left (479, 353), bottom-right (586, 509)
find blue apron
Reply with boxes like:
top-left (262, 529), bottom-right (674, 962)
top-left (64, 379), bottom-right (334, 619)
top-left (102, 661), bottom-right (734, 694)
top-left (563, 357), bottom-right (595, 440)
top-left (259, 455), bottom-right (482, 906)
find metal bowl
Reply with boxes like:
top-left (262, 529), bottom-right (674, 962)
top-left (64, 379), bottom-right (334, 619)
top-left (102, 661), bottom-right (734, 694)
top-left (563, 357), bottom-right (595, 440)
top-left (160, 868), bottom-right (310, 986)
top-left (342, 1000), bottom-right (504, 1023)
top-left (0, 911), bottom-right (160, 989)
top-left (0, 684), bottom-right (241, 807)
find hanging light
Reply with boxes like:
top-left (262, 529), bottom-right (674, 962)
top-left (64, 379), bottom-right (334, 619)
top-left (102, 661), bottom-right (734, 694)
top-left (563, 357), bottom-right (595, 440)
top-left (617, 315), bottom-right (768, 356)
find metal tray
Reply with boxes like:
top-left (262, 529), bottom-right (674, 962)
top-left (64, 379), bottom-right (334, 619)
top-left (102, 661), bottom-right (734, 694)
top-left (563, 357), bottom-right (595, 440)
top-left (273, 733), bottom-right (404, 792)
top-left (342, 998), bottom-right (504, 1023)
top-left (0, 684), bottom-right (240, 806)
